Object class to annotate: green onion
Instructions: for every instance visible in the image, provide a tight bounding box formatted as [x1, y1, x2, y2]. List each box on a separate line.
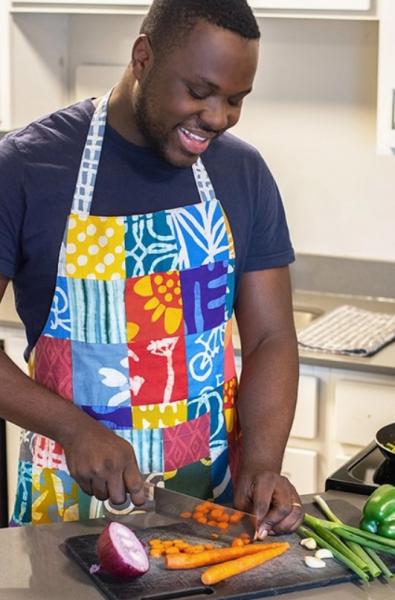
[297, 525, 369, 582]
[313, 495, 382, 578]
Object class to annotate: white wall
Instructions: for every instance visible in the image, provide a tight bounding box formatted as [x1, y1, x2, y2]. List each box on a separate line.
[234, 18, 395, 262]
[12, 15, 395, 262]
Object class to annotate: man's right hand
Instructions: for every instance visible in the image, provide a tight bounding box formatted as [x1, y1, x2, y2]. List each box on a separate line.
[60, 419, 145, 507]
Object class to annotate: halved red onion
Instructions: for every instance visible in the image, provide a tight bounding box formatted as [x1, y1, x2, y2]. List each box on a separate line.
[96, 522, 149, 579]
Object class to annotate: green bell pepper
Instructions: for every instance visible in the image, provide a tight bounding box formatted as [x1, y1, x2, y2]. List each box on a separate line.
[360, 484, 395, 539]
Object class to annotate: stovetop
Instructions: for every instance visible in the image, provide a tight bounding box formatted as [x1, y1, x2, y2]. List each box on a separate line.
[326, 440, 395, 495]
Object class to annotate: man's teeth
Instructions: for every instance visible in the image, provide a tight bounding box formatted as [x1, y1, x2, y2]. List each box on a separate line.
[180, 127, 206, 142]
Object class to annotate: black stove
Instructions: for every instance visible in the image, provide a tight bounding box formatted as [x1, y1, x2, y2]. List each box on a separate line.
[326, 441, 395, 495]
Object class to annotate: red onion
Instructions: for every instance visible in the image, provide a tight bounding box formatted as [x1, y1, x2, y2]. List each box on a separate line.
[96, 522, 150, 579]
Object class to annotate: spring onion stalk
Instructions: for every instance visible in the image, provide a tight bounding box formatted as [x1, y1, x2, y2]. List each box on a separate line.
[365, 547, 394, 580]
[313, 495, 381, 578]
[313, 524, 370, 574]
[304, 513, 395, 548]
[297, 525, 369, 583]
[332, 528, 395, 557]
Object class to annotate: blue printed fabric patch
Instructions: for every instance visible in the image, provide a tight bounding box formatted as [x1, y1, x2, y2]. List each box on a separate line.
[81, 405, 132, 430]
[130, 428, 164, 474]
[68, 278, 126, 344]
[170, 199, 229, 270]
[225, 259, 236, 322]
[10, 460, 32, 526]
[72, 341, 130, 408]
[125, 212, 179, 277]
[42, 276, 71, 340]
[211, 448, 233, 504]
[185, 324, 225, 399]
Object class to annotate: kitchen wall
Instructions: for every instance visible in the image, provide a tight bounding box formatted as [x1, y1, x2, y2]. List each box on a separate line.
[11, 14, 395, 263]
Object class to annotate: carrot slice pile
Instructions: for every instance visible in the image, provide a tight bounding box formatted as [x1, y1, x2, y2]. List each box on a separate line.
[201, 543, 290, 585]
[180, 502, 244, 532]
[148, 537, 215, 558]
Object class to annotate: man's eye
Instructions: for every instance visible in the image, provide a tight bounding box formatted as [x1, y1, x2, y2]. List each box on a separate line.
[188, 88, 207, 100]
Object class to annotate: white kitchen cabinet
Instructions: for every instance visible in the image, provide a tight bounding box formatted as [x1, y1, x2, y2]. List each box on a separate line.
[0, 0, 12, 130]
[282, 447, 318, 495]
[10, 0, 377, 18]
[377, 0, 395, 154]
[334, 378, 395, 447]
[290, 374, 318, 440]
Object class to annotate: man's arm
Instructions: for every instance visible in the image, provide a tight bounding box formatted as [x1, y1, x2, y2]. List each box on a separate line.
[233, 266, 303, 536]
[0, 275, 144, 506]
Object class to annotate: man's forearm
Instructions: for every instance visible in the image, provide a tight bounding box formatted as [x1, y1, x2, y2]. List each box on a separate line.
[236, 331, 299, 472]
[0, 349, 93, 444]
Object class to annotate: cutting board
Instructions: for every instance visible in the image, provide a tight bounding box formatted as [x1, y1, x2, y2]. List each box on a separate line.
[64, 499, 395, 600]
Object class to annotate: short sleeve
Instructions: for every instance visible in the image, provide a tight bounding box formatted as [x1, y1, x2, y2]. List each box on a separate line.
[244, 154, 295, 272]
[0, 136, 25, 279]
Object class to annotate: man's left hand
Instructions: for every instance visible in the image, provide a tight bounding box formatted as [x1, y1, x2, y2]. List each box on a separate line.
[233, 468, 304, 539]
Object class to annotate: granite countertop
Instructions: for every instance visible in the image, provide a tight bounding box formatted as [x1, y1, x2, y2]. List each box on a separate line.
[0, 491, 394, 599]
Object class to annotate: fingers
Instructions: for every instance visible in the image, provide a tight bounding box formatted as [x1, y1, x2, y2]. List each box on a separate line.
[123, 461, 145, 506]
[253, 474, 304, 538]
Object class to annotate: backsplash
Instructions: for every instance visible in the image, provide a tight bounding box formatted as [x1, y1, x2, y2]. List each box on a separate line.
[292, 254, 395, 299]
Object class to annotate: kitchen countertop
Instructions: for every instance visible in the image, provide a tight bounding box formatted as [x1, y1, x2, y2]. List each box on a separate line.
[0, 491, 394, 599]
[293, 290, 395, 376]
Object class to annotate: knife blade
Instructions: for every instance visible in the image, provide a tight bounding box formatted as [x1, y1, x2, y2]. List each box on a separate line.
[104, 483, 256, 539]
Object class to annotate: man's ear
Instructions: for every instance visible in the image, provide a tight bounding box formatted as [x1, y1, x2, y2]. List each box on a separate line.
[131, 34, 154, 81]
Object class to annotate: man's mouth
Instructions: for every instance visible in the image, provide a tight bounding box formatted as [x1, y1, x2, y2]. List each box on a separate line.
[177, 126, 213, 155]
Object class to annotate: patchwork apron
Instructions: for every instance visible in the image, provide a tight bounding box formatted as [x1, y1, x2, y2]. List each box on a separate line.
[11, 92, 240, 525]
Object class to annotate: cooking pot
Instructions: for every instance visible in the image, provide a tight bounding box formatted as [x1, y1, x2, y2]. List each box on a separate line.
[376, 422, 395, 462]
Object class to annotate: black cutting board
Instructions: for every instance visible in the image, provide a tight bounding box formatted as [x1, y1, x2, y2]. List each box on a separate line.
[64, 499, 395, 600]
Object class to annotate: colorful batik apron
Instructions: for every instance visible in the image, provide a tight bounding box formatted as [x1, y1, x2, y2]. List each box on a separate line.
[11, 92, 240, 525]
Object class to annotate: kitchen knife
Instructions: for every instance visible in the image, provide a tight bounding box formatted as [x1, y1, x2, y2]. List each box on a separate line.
[104, 482, 257, 539]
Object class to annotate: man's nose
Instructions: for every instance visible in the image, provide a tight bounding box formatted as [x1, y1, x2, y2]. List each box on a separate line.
[199, 98, 238, 133]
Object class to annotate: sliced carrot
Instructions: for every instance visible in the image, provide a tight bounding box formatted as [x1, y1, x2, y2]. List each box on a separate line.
[217, 522, 229, 530]
[231, 538, 244, 548]
[180, 511, 192, 519]
[201, 543, 290, 585]
[210, 508, 224, 520]
[165, 542, 286, 570]
[150, 549, 164, 558]
[229, 512, 243, 523]
[240, 533, 250, 540]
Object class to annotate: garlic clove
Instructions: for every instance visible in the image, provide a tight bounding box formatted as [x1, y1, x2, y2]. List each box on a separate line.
[304, 556, 326, 569]
[300, 537, 317, 550]
[315, 548, 333, 559]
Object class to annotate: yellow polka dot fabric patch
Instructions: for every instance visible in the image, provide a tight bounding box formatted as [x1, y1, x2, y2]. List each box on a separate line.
[65, 214, 126, 280]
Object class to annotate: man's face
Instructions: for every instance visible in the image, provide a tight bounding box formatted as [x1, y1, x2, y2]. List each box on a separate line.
[133, 20, 259, 167]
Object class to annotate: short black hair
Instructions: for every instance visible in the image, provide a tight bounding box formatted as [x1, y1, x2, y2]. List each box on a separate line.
[140, 0, 260, 56]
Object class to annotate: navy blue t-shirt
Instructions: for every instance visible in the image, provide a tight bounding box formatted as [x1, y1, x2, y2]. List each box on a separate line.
[0, 99, 294, 355]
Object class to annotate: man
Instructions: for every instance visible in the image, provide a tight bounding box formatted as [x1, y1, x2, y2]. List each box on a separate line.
[0, 0, 302, 537]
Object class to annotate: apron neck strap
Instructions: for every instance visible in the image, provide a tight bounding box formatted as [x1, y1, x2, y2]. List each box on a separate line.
[71, 91, 216, 215]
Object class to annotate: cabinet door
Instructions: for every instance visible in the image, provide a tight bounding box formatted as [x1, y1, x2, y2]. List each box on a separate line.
[282, 447, 318, 495]
[334, 378, 395, 446]
[290, 374, 318, 440]
[377, 0, 395, 154]
[249, 0, 371, 10]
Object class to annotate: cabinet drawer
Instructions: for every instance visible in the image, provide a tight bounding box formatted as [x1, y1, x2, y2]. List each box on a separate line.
[334, 379, 395, 446]
[290, 375, 318, 440]
[282, 447, 318, 495]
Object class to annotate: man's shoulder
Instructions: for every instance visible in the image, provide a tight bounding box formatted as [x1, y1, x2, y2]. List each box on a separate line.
[205, 131, 269, 173]
[1, 99, 94, 161]
[203, 131, 273, 188]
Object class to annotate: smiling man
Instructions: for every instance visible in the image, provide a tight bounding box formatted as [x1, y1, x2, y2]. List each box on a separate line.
[0, 0, 302, 537]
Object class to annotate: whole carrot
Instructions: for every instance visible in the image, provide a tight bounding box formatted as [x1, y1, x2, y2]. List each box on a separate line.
[165, 542, 286, 570]
[201, 543, 290, 585]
